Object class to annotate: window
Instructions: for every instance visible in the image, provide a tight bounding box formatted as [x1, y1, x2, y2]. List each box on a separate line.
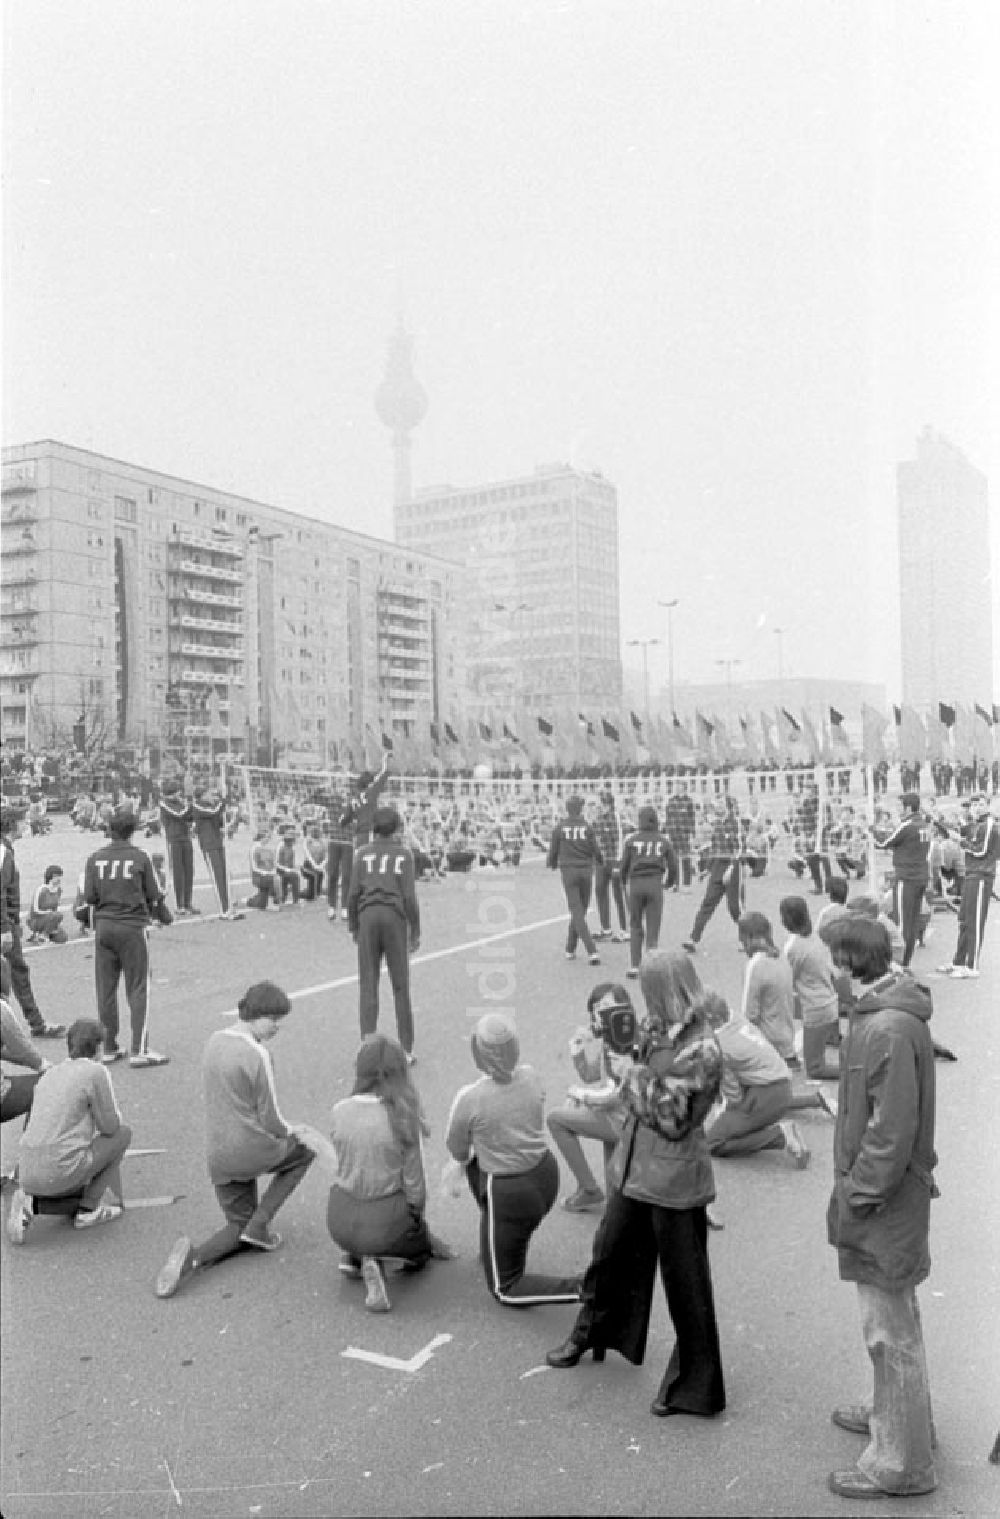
[114, 496, 137, 523]
[215, 506, 227, 523]
[87, 530, 105, 548]
[87, 501, 103, 520]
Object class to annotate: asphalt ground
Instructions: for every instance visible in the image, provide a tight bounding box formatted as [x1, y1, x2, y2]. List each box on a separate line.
[2, 818, 998, 1518]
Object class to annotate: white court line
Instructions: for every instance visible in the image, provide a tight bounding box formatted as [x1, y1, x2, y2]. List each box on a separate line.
[220, 913, 567, 1016]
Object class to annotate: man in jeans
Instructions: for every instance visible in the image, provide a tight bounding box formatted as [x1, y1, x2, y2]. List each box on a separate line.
[824, 916, 938, 1500]
[590, 793, 627, 941]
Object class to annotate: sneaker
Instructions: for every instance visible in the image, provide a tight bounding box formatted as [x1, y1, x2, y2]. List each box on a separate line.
[815, 1087, 839, 1119]
[74, 1200, 123, 1229]
[239, 1225, 282, 1252]
[156, 1236, 195, 1298]
[361, 1255, 391, 1313]
[404, 1050, 417, 1067]
[706, 1205, 725, 1231]
[102, 1047, 125, 1064]
[594, 929, 610, 940]
[564, 951, 576, 961]
[340, 909, 348, 921]
[613, 930, 629, 943]
[935, 963, 956, 976]
[588, 954, 601, 966]
[338, 1254, 363, 1279]
[328, 907, 337, 920]
[950, 966, 974, 979]
[780, 1121, 811, 1169]
[186, 906, 202, 916]
[129, 1051, 170, 1068]
[625, 967, 640, 980]
[7, 1186, 32, 1244]
[563, 1187, 604, 1213]
[34, 1022, 66, 1039]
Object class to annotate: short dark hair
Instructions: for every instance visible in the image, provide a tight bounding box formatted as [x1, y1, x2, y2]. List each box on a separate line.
[827, 877, 849, 905]
[779, 895, 812, 936]
[372, 806, 401, 837]
[900, 791, 920, 812]
[738, 911, 776, 952]
[824, 917, 891, 981]
[67, 1018, 105, 1059]
[44, 864, 63, 884]
[238, 981, 292, 1022]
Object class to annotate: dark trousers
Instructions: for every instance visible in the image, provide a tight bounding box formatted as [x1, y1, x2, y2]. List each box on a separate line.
[1, 1072, 42, 1124]
[201, 844, 229, 913]
[357, 904, 414, 1053]
[195, 1139, 314, 1269]
[301, 862, 324, 901]
[575, 1190, 726, 1414]
[326, 842, 354, 909]
[465, 1152, 580, 1306]
[807, 852, 833, 892]
[2, 926, 44, 1032]
[628, 878, 664, 969]
[690, 862, 743, 944]
[247, 871, 278, 910]
[954, 875, 993, 971]
[95, 919, 150, 1055]
[595, 864, 627, 933]
[890, 878, 928, 967]
[561, 867, 597, 956]
[167, 837, 194, 910]
[277, 869, 300, 905]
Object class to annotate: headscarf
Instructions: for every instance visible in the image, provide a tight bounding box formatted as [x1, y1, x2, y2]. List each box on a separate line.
[471, 1013, 519, 1084]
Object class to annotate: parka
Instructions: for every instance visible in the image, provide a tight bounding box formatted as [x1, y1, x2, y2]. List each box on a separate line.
[826, 968, 937, 1291]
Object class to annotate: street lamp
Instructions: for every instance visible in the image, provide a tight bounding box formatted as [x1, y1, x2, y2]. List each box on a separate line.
[658, 598, 679, 718]
[627, 638, 660, 715]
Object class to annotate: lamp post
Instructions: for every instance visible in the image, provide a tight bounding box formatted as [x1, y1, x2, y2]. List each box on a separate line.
[627, 638, 660, 716]
[658, 598, 679, 718]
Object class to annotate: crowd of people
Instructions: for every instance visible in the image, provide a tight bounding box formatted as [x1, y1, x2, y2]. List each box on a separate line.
[1, 762, 998, 1504]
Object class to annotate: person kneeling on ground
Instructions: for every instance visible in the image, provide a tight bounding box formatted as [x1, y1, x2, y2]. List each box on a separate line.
[444, 1012, 583, 1308]
[155, 981, 316, 1298]
[1, 958, 52, 1136]
[321, 1033, 454, 1313]
[546, 983, 636, 1213]
[702, 991, 816, 1168]
[8, 1018, 131, 1242]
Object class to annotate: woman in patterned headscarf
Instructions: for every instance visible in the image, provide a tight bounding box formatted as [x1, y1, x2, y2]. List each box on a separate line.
[545, 949, 727, 1420]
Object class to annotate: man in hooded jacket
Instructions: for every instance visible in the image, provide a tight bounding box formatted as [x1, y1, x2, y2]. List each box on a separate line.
[823, 916, 938, 1500]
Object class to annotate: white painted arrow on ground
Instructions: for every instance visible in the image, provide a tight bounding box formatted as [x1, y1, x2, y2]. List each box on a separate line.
[341, 1333, 452, 1374]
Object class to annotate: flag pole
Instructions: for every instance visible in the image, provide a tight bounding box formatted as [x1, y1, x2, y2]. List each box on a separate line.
[865, 762, 879, 885]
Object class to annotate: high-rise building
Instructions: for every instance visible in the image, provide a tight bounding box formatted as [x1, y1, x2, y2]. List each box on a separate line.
[0, 441, 465, 766]
[395, 463, 623, 715]
[897, 428, 994, 709]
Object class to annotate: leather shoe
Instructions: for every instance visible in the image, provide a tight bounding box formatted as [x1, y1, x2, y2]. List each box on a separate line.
[545, 1337, 606, 1369]
[827, 1469, 894, 1499]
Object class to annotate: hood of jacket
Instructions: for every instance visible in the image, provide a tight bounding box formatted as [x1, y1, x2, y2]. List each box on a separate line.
[854, 969, 932, 1024]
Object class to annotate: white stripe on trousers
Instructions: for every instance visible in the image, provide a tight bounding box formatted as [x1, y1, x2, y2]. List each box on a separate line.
[484, 1170, 581, 1307]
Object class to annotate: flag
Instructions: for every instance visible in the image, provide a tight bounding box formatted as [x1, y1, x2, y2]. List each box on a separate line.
[430, 720, 440, 746]
[952, 704, 977, 767]
[829, 705, 845, 729]
[578, 711, 595, 737]
[380, 728, 394, 752]
[694, 711, 716, 761]
[711, 713, 734, 763]
[672, 713, 694, 748]
[938, 702, 956, 728]
[861, 704, 889, 764]
[739, 714, 762, 764]
[444, 720, 459, 745]
[781, 707, 801, 734]
[601, 717, 620, 743]
[828, 706, 849, 757]
[537, 715, 553, 737]
[760, 710, 780, 763]
[629, 710, 642, 732]
[975, 703, 993, 726]
[972, 704, 995, 761]
[479, 720, 493, 743]
[994, 704, 1000, 726]
[799, 709, 822, 763]
[897, 705, 926, 764]
[775, 706, 802, 758]
[893, 704, 902, 725]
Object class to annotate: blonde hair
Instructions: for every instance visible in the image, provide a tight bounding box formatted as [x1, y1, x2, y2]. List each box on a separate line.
[640, 948, 704, 1028]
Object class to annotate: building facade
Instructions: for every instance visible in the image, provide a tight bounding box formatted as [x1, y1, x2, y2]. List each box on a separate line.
[395, 463, 622, 716]
[897, 429, 994, 710]
[0, 441, 465, 768]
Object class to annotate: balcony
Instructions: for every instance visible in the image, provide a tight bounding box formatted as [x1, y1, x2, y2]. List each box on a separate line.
[170, 528, 243, 560]
[174, 559, 243, 584]
[171, 587, 243, 609]
[3, 532, 38, 557]
[179, 641, 244, 661]
[172, 614, 243, 634]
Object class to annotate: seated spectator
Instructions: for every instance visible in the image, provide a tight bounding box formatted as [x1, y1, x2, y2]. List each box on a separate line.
[322, 1034, 454, 1312]
[546, 983, 636, 1213]
[8, 1018, 131, 1242]
[26, 865, 68, 944]
[702, 992, 814, 1167]
[247, 826, 279, 910]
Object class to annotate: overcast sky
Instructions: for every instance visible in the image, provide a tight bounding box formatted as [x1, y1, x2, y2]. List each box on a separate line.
[3, 0, 998, 699]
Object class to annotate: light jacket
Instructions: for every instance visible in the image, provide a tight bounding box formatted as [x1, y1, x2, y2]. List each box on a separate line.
[826, 968, 937, 1290]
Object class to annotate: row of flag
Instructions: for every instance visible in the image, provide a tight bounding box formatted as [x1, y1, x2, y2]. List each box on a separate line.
[332, 701, 1000, 772]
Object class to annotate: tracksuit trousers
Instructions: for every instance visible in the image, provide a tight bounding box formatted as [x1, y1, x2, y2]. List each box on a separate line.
[94, 919, 151, 1056]
[357, 904, 414, 1053]
[465, 1152, 581, 1306]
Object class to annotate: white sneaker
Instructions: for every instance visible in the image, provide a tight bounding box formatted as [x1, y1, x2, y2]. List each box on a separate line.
[7, 1186, 32, 1244]
[361, 1256, 391, 1313]
[780, 1121, 811, 1169]
[340, 909, 349, 921]
[951, 966, 978, 979]
[328, 908, 336, 920]
[935, 964, 956, 976]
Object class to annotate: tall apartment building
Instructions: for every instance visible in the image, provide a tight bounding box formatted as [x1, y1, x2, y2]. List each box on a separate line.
[395, 463, 622, 715]
[0, 441, 465, 766]
[897, 428, 994, 710]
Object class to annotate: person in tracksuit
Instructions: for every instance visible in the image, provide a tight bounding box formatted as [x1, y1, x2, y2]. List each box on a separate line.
[665, 785, 697, 889]
[84, 805, 173, 1068]
[547, 795, 604, 965]
[192, 785, 240, 919]
[619, 805, 678, 979]
[939, 793, 999, 978]
[873, 791, 929, 969]
[0, 807, 65, 1040]
[683, 796, 746, 953]
[159, 779, 197, 916]
[348, 806, 420, 1058]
